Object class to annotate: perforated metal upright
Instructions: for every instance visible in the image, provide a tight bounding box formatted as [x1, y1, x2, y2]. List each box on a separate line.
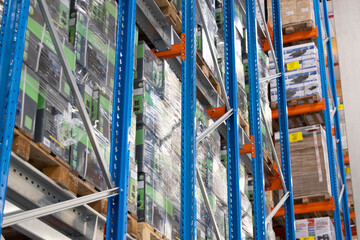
[180, 0, 197, 239]
[0, 0, 30, 234]
[223, 0, 242, 239]
[322, 1, 351, 239]
[271, 0, 296, 239]
[105, 0, 137, 239]
[312, 0, 348, 238]
[245, 0, 267, 238]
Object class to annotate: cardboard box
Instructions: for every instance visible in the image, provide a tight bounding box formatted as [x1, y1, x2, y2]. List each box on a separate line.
[295, 217, 335, 239]
[275, 126, 332, 198]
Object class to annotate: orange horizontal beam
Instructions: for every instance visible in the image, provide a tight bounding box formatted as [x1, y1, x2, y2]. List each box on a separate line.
[272, 100, 325, 119]
[152, 43, 182, 59]
[344, 155, 349, 164]
[350, 211, 355, 219]
[274, 198, 334, 217]
[206, 106, 226, 119]
[263, 27, 318, 51]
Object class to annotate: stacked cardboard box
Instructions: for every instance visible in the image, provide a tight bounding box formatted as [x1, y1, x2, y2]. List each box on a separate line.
[270, 42, 322, 102]
[268, 0, 315, 27]
[275, 125, 332, 198]
[295, 217, 336, 239]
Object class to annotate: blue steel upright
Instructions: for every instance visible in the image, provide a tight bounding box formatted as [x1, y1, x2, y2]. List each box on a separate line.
[0, 0, 30, 233]
[105, 0, 137, 239]
[313, 0, 343, 238]
[180, 0, 197, 239]
[245, 0, 267, 238]
[321, 1, 351, 238]
[223, 0, 242, 239]
[271, 0, 296, 239]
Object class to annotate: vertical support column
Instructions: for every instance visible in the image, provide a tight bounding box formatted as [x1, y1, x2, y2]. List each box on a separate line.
[223, 0, 242, 239]
[313, 0, 343, 238]
[0, 0, 30, 232]
[245, 0, 267, 238]
[180, 0, 197, 239]
[105, 0, 137, 239]
[321, 1, 351, 239]
[272, 0, 296, 239]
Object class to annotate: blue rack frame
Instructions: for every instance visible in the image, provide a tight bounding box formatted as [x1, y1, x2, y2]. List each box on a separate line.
[180, 0, 197, 239]
[0, 0, 30, 233]
[223, 0, 242, 239]
[271, 0, 296, 239]
[313, 0, 344, 238]
[320, 0, 352, 239]
[105, 0, 137, 239]
[245, 0, 267, 238]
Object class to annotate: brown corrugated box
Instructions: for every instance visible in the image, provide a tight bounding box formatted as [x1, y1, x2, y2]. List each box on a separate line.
[268, 0, 314, 27]
[275, 125, 331, 199]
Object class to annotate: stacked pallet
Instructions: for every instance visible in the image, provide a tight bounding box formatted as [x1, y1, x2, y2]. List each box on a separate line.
[268, 0, 316, 34]
[275, 125, 332, 200]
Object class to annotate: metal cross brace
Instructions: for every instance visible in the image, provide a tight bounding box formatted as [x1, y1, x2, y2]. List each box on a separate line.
[3, 188, 118, 228]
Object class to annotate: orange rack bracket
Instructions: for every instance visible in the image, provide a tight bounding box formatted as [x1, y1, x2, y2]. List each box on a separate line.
[272, 100, 326, 119]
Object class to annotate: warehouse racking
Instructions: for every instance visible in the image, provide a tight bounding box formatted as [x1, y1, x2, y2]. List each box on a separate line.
[0, 0, 353, 240]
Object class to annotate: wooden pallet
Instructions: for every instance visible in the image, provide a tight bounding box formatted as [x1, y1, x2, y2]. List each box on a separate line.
[238, 111, 250, 137]
[294, 193, 332, 204]
[137, 222, 168, 240]
[127, 212, 138, 238]
[12, 128, 108, 215]
[263, 148, 274, 170]
[196, 52, 223, 98]
[154, 0, 182, 35]
[283, 20, 316, 35]
[271, 94, 321, 110]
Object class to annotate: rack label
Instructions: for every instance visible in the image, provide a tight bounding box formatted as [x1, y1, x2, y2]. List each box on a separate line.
[286, 61, 300, 71]
[300, 237, 315, 240]
[345, 167, 351, 175]
[289, 132, 303, 142]
[339, 104, 344, 110]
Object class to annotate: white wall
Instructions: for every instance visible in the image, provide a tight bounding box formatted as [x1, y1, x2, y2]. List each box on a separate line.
[332, 0, 360, 237]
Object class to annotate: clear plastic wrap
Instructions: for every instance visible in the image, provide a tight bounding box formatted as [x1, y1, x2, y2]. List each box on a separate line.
[16, 65, 41, 138]
[34, 79, 73, 163]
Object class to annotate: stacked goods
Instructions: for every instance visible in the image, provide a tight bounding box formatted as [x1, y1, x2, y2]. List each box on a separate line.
[267, 0, 315, 30]
[295, 217, 335, 239]
[196, 0, 218, 75]
[16, 0, 138, 213]
[275, 125, 331, 199]
[16, 0, 74, 154]
[270, 42, 322, 103]
[134, 41, 230, 239]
